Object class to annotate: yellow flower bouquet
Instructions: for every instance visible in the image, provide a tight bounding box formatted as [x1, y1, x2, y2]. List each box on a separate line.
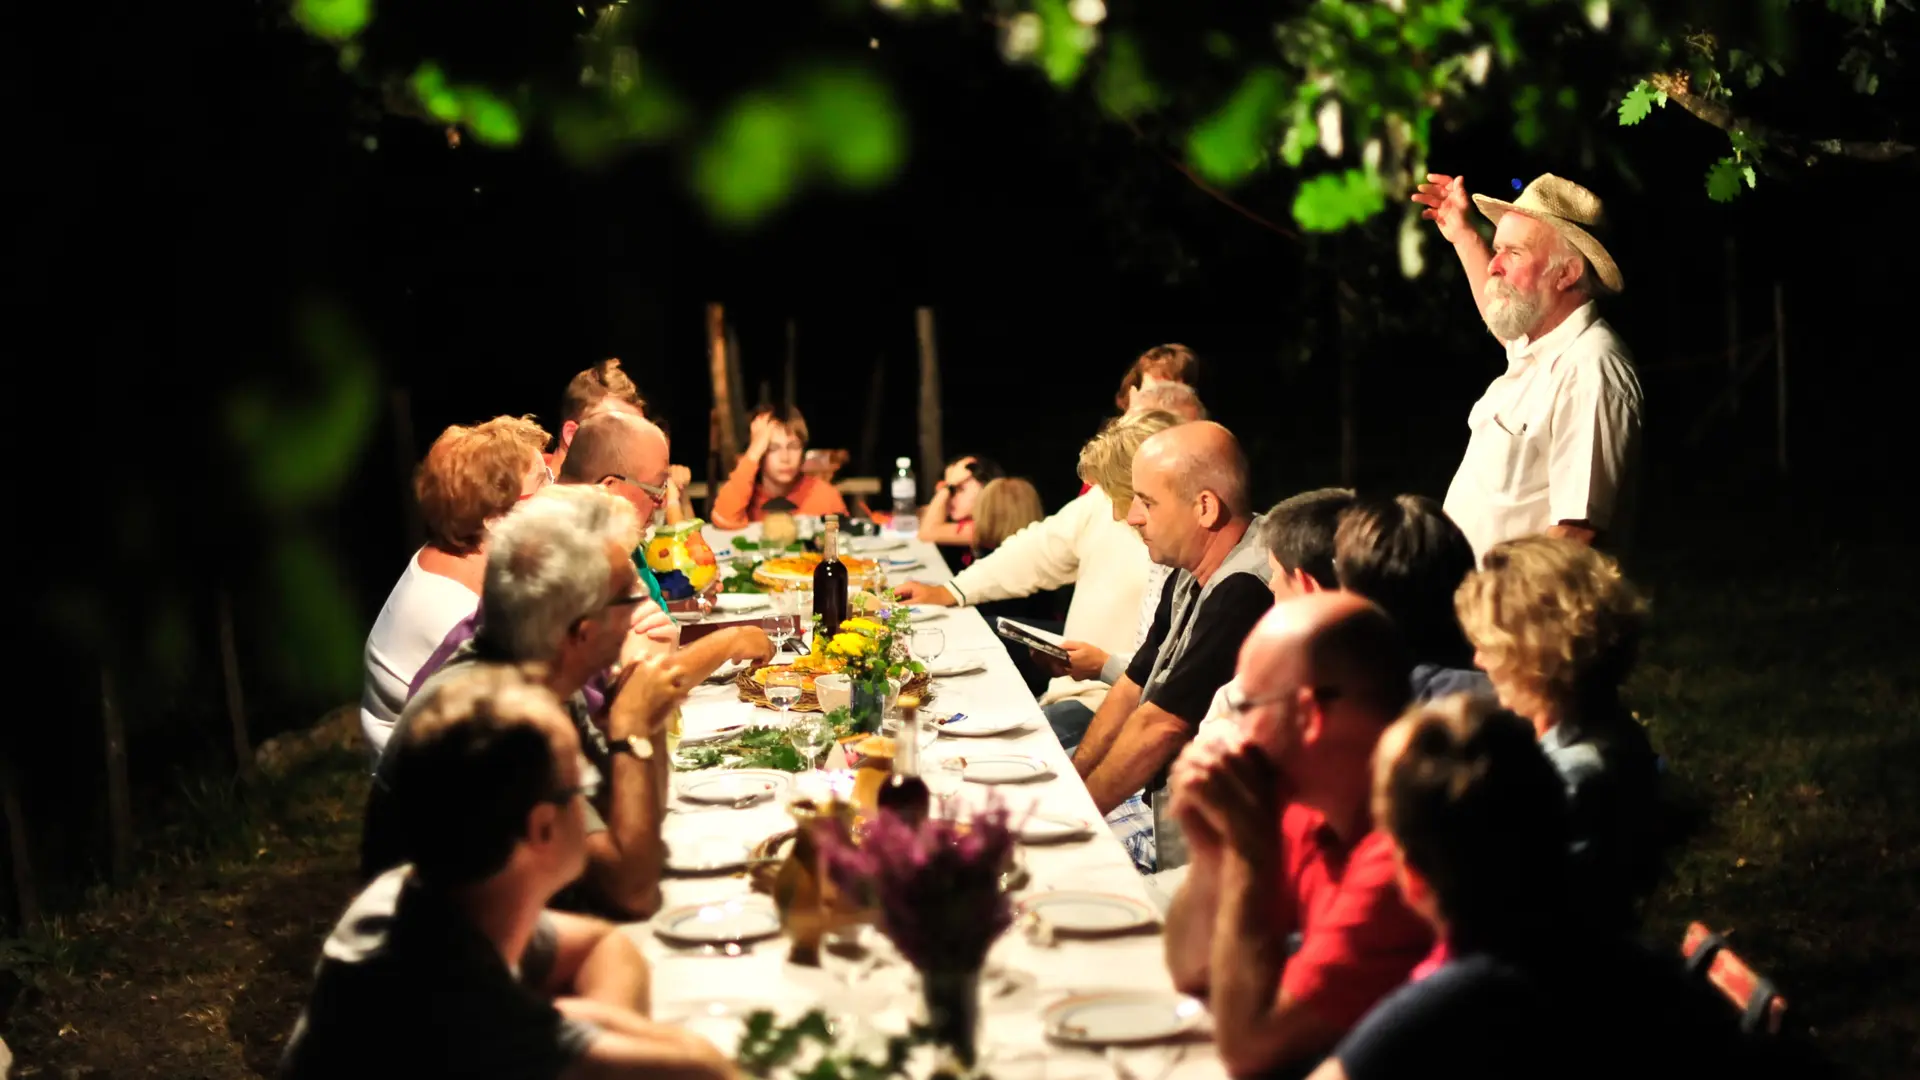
[815, 604, 923, 733]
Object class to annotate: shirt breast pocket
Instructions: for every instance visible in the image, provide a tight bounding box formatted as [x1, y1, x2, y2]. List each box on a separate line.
[1465, 410, 1550, 500]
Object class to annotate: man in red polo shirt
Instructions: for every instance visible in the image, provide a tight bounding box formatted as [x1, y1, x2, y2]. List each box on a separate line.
[1163, 593, 1433, 1077]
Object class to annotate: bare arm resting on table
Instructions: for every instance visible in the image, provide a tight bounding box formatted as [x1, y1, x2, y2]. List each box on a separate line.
[1209, 855, 1343, 1076]
[556, 998, 739, 1080]
[1082, 702, 1193, 816]
[1070, 675, 1142, 780]
[541, 911, 652, 1015]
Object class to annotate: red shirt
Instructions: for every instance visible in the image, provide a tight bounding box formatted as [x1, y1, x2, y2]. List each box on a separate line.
[1275, 804, 1435, 1033]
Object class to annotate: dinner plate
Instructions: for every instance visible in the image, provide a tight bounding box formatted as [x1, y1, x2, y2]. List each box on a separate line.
[665, 836, 753, 874]
[908, 607, 950, 624]
[653, 897, 783, 946]
[938, 715, 1029, 739]
[1042, 991, 1206, 1046]
[927, 657, 987, 678]
[1016, 812, 1095, 845]
[676, 769, 790, 805]
[844, 537, 907, 555]
[713, 593, 770, 613]
[1019, 891, 1158, 936]
[959, 753, 1053, 784]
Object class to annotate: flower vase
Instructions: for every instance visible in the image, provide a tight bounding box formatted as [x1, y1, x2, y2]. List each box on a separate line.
[848, 675, 897, 735]
[920, 967, 982, 1068]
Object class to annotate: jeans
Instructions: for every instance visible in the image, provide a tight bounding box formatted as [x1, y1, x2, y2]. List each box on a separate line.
[1043, 699, 1095, 755]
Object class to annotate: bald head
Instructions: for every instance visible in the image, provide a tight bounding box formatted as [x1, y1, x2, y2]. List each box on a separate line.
[558, 410, 668, 486]
[1137, 421, 1249, 517]
[1236, 588, 1420, 749]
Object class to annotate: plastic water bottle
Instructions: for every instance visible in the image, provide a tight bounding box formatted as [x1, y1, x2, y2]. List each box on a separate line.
[891, 456, 918, 536]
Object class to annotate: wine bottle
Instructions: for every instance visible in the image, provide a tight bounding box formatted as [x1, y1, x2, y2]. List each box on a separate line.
[877, 697, 930, 827]
[813, 514, 850, 637]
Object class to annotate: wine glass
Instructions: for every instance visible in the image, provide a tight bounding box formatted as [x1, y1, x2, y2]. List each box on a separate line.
[765, 670, 805, 722]
[924, 755, 966, 818]
[911, 627, 946, 672]
[761, 612, 794, 659]
[787, 714, 832, 773]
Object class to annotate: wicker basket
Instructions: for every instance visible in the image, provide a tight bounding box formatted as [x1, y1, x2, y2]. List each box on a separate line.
[735, 669, 934, 713]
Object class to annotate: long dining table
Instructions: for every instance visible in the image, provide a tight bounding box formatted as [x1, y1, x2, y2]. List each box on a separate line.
[626, 527, 1225, 1079]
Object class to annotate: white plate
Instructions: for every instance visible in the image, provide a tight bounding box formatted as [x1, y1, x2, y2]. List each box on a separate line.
[844, 537, 907, 555]
[653, 897, 783, 946]
[666, 836, 753, 873]
[959, 754, 1053, 783]
[1017, 812, 1095, 844]
[1043, 991, 1206, 1046]
[676, 770, 790, 805]
[938, 715, 1029, 739]
[927, 658, 986, 678]
[1019, 891, 1158, 936]
[908, 607, 949, 624]
[713, 593, 770, 613]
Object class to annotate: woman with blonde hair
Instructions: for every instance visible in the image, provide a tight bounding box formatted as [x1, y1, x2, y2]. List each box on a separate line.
[969, 478, 1045, 557]
[361, 415, 552, 758]
[1454, 535, 1663, 928]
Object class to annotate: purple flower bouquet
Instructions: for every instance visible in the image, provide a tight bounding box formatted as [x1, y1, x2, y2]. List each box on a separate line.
[817, 803, 1016, 973]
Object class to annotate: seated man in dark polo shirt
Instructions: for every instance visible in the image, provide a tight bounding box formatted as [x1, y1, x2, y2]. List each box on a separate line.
[1163, 594, 1433, 1078]
[1071, 422, 1273, 820]
[1312, 695, 1766, 1080]
[282, 664, 734, 1080]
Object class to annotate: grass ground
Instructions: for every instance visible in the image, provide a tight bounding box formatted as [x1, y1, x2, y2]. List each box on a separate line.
[2, 550, 1915, 1077]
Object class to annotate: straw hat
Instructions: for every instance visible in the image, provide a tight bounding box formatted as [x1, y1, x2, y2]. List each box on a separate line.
[1472, 174, 1624, 295]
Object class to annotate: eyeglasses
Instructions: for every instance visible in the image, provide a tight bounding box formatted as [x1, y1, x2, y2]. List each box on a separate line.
[1221, 682, 1342, 718]
[602, 473, 669, 502]
[547, 757, 603, 806]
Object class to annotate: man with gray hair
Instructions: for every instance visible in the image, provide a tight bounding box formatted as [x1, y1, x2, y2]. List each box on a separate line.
[1413, 172, 1643, 561]
[1071, 422, 1273, 847]
[1128, 382, 1207, 422]
[363, 486, 705, 918]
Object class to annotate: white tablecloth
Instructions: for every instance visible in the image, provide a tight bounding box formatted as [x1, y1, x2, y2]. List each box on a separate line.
[629, 528, 1223, 1078]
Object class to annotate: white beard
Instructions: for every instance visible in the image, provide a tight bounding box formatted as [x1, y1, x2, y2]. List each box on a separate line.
[1483, 280, 1544, 341]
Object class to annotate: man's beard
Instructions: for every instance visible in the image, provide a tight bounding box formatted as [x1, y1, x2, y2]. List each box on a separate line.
[1483, 278, 1544, 341]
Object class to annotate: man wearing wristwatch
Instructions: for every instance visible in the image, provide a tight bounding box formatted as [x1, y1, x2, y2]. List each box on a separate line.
[365, 485, 768, 920]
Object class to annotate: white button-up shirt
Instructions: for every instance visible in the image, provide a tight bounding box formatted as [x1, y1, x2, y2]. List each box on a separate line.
[1443, 302, 1643, 562]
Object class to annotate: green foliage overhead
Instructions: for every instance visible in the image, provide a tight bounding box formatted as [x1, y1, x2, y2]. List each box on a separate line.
[295, 0, 1912, 234]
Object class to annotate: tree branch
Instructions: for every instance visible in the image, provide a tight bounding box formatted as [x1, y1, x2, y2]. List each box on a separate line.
[1647, 72, 1915, 164]
[1119, 116, 1301, 242]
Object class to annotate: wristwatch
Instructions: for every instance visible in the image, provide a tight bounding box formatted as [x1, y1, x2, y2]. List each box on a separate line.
[608, 733, 654, 761]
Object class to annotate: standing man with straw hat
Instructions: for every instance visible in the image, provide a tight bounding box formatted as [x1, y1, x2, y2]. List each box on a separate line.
[1412, 173, 1643, 562]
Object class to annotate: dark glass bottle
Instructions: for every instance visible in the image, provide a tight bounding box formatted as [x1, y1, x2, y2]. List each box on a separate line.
[813, 514, 849, 637]
[877, 698, 930, 827]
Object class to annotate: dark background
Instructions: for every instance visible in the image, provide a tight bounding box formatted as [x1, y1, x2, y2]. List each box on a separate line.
[12, 1, 1915, 913]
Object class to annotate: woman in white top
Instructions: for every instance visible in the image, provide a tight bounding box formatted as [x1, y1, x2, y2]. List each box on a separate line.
[360, 415, 551, 758]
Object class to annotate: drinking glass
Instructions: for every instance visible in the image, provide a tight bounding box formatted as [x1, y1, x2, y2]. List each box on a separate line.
[787, 714, 832, 772]
[766, 670, 805, 723]
[761, 613, 794, 659]
[924, 755, 966, 818]
[911, 627, 946, 670]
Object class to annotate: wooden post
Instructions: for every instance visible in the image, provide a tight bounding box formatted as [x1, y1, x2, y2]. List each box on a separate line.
[1336, 279, 1360, 486]
[725, 321, 749, 448]
[1, 761, 39, 930]
[101, 667, 132, 885]
[219, 590, 258, 784]
[784, 319, 798, 415]
[1774, 281, 1788, 478]
[1725, 237, 1740, 418]
[914, 307, 945, 494]
[707, 303, 739, 463]
[391, 387, 424, 550]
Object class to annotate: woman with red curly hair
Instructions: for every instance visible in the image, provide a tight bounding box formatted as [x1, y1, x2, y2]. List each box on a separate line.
[360, 415, 551, 758]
